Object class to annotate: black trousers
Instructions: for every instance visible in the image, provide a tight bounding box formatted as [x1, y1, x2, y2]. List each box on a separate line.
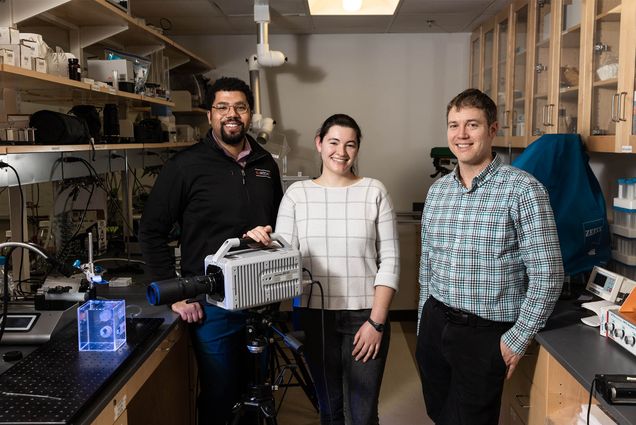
[415, 297, 513, 425]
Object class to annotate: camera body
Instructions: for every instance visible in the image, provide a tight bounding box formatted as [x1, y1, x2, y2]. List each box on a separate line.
[146, 234, 303, 310]
[204, 234, 302, 310]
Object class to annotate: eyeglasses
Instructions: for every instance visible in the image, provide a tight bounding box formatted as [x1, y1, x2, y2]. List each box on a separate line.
[210, 103, 250, 115]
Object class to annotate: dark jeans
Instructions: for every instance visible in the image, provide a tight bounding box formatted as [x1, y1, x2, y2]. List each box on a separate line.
[299, 308, 390, 425]
[415, 297, 512, 425]
[192, 304, 248, 425]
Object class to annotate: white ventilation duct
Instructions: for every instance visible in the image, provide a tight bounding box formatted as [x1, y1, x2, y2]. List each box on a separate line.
[254, 0, 287, 67]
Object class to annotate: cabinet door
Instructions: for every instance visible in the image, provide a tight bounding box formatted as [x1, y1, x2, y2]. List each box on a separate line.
[471, 29, 482, 89]
[584, 0, 636, 152]
[495, 8, 511, 139]
[555, 0, 583, 134]
[484, 22, 496, 100]
[589, 0, 622, 139]
[530, 0, 554, 137]
[618, 0, 636, 152]
[511, 2, 530, 143]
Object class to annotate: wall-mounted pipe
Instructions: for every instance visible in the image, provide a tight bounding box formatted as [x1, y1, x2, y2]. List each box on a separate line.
[254, 0, 287, 67]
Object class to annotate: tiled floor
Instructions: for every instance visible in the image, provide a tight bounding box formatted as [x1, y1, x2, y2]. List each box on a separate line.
[275, 321, 433, 425]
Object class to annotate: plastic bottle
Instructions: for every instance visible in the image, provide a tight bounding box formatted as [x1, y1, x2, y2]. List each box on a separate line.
[68, 58, 76, 80]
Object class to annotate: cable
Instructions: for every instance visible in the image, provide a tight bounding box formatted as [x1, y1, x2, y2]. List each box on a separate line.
[0, 161, 26, 291]
[0, 247, 17, 344]
[313, 279, 334, 425]
[587, 377, 597, 425]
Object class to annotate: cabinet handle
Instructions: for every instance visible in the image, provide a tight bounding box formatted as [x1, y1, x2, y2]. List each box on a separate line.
[619, 92, 628, 122]
[594, 43, 609, 53]
[611, 93, 619, 122]
[502, 110, 510, 129]
[547, 104, 555, 126]
[542, 105, 548, 126]
[515, 394, 531, 409]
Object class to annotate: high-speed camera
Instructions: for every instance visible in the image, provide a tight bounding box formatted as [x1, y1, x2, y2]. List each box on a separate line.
[146, 234, 303, 310]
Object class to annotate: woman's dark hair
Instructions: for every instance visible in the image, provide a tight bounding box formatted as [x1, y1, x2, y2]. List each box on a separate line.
[205, 77, 254, 110]
[317, 114, 362, 145]
[446, 88, 497, 126]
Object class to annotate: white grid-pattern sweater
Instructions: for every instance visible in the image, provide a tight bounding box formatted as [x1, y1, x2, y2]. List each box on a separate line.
[276, 177, 400, 310]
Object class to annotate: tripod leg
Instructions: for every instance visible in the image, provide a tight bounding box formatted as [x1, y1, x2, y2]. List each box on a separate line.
[264, 415, 278, 425]
[230, 402, 245, 425]
[272, 328, 318, 411]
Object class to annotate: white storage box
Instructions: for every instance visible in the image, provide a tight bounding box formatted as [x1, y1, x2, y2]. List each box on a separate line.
[0, 27, 19, 45]
[0, 45, 16, 66]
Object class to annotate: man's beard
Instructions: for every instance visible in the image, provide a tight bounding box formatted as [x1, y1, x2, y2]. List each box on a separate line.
[221, 120, 246, 145]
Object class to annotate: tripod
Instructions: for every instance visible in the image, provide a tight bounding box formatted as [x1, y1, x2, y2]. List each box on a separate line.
[230, 310, 317, 425]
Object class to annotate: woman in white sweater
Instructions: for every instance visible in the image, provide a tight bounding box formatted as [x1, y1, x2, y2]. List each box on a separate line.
[248, 114, 400, 425]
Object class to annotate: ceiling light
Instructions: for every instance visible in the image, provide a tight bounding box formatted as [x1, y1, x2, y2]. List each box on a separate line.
[342, 0, 362, 11]
[308, 0, 399, 15]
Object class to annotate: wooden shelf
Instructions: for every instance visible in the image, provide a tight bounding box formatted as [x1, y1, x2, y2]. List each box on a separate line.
[2, 140, 196, 154]
[592, 78, 619, 88]
[173, 108, 208, 116]
[596, 5, 622, 22]
[16, 0, 213, 73]
[0, 64, 174, 106]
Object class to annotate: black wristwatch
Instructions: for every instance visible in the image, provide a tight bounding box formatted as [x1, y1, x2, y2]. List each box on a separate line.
[367, 318, 385, 332]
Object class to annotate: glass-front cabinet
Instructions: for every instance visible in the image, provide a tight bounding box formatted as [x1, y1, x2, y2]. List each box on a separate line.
[585, 0, 636, 152]
[467, 0, 635, 153]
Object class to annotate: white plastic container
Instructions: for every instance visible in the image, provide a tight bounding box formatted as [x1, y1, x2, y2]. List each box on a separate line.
[614, 208, 636, 230]
[612, 234, 636, 266]
[618, 177, 636, 200]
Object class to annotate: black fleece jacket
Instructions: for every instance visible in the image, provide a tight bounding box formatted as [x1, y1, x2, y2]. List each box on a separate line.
[139, 130, 283, 281]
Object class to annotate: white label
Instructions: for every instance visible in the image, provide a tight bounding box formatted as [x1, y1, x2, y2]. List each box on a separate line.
[621, 145, 633, 153]
[114, 394, 127, 418]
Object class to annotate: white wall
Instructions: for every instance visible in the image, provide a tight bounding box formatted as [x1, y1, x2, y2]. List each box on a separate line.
[176, 33, 471, 212]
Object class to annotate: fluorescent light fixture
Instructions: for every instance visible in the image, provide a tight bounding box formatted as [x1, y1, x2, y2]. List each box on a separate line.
[342, 0, 363, 11]
[308, 0, 399, 15]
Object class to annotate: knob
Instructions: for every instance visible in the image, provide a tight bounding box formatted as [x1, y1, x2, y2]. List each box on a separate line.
[613, 329, 625, 338]
[624, 336, 636, 346]
[607, 323, 615, 332]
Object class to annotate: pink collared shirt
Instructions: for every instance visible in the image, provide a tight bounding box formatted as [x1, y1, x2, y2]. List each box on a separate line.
[212, 132, 252, 167]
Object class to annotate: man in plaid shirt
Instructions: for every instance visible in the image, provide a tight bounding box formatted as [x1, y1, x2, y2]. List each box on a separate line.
[416, 89, 563, 425]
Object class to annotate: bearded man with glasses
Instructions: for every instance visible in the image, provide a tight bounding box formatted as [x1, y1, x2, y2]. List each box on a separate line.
[140, 77, 283, 425]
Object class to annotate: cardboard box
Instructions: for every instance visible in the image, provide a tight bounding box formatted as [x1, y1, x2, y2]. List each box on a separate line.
[0, 46, 16, 66]
[19, 40, 36, 70]
[0, 27, 19, 45]
[87, 59, 134, 84]
[172, 90, 193, 111]
[32, 57, 47, 73]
